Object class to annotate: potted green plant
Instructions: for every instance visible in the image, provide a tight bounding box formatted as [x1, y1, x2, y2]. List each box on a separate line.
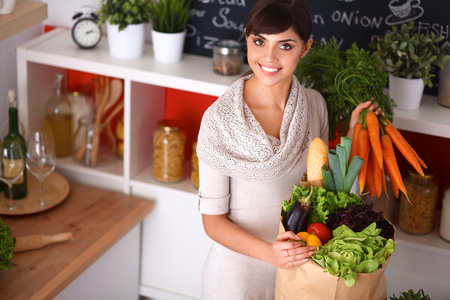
[370, 21, 450, 110]
[148, 0, 192, 63]
[0, 218, 16, 271]
[97, 0, 152, 59]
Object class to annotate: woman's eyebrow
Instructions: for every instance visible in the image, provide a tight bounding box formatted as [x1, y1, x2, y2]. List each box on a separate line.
[278, 38, 298, 43]
[255, 34, 298, 44]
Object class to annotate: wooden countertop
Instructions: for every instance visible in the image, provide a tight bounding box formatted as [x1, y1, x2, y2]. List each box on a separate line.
[0, 182, 153, 300]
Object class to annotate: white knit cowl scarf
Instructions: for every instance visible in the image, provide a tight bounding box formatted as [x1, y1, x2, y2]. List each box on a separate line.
[196, 74, 310, 182]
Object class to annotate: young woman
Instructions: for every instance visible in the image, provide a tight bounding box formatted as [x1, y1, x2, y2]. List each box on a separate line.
[196, 0, 377, 298]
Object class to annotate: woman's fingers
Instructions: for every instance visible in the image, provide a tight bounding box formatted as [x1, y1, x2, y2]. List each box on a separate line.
[347, 100, 385, 138]
[272, 231, 316, 268]
[280, 241, 316, 268]
[276, 230, 300, 242]
[282, 245, 316, 268]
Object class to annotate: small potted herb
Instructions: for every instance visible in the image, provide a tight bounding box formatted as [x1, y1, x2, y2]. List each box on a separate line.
[0, 218, 16, 271]
[149, 0, 192, 63]
[370, 21, 450, 110]
[389, 289, 430, 300]
[97, 0, 152, 59]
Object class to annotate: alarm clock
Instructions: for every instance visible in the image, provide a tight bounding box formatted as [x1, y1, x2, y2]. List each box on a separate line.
[71, 8, 102, 49]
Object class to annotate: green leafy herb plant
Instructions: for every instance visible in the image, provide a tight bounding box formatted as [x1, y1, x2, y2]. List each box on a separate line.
[389, 289, 430, 300]
[370, 21, 450, 88]
[296, 37, 395, 141]
[97, 0, 152, 31]
[0, 218, 16, 271]
[149, 0, 192, 33]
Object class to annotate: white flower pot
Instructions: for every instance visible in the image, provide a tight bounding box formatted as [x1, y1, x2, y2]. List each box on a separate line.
[107, 22, 145, 59]
[151, 29, 186, 64]
[0, 0, 16, 14]
[389, 74, 425, 110]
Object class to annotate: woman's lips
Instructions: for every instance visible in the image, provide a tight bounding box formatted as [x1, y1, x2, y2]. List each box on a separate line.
[260, 64, 280, 74]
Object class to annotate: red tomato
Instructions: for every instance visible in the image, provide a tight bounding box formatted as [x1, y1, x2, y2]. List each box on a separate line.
[306, 223, 332, 244]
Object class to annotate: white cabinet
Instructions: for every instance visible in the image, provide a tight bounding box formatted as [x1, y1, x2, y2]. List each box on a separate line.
[55, 225, 141, 300]
[16, 28, 450, 299]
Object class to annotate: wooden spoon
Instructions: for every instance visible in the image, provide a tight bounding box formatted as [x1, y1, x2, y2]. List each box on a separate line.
[14, 232, 74, 253]
[74, 76, 110, 165]
[104, 100, 124, 124]
[90, 77, 111, 165]
[101, 79, 123, 121]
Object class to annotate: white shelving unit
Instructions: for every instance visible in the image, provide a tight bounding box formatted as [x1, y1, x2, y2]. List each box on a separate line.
[16, 28, 245, 195]
[393, 94, 450, 138]
[16, 28, 450, 299]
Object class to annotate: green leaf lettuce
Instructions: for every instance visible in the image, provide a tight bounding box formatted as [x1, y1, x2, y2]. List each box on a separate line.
[307, 185, 363, 224]
[312, 223, 396, 287]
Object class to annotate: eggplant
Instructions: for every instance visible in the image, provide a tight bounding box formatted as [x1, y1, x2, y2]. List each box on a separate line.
[283, 201, 310, 233]
[282, 186, 313, 233]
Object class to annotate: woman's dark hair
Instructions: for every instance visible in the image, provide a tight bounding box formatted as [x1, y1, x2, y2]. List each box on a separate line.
[245, 0, 312, 41]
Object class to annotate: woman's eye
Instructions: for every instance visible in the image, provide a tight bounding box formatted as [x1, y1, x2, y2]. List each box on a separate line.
[280, 43, 292, 50]
[253, 39, 264, 46]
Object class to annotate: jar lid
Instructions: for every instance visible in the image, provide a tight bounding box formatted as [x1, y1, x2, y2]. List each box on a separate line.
[408, 168, 435, 179]
[214, 40, 243, 55]
[157, 119, 182, 132]
[66, 90, 84, 97]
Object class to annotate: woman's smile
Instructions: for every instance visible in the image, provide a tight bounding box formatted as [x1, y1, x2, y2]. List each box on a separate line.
[260, 64, 282, 74]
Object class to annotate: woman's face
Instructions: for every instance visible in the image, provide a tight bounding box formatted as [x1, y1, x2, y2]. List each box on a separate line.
[246, 27, 312, 88]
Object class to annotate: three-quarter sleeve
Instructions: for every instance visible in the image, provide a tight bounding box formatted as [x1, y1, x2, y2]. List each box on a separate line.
[198, 158, 230, 215]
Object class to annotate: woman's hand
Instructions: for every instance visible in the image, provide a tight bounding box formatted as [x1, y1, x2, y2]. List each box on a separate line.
[346, 100, 383, 138]
[203, 214, 315, 269]
[269, 231, 316, 269]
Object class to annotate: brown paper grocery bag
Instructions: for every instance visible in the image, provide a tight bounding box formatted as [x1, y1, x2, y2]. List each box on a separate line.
[275, 221, 389, 300]
[275, 257, 388, 300]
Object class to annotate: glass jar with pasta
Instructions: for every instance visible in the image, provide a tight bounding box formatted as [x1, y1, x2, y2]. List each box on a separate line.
[191, 142, 199, 189]
[152, 120, 185, 183]
[398, 169, 438, 235]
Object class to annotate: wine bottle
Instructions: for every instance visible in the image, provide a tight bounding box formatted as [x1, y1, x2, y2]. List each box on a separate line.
[3, 89, 27, 199]
[45, 73, 72, 157]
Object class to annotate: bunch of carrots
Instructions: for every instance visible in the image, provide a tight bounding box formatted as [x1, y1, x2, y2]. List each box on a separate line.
[348, 109, 427, 201]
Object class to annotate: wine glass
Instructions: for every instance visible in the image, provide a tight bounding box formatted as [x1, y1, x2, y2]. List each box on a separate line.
[26, 129, 56, 208]
[0, 141, 25, 212]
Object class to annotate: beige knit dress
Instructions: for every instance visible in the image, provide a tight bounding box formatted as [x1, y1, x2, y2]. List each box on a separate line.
[197, 75, 328, 299]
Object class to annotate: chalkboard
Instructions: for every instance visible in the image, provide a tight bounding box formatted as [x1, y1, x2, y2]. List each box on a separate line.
[184, 0, 450, 93]
[185, 0, 450, 55]
[185, 0, 257, 57]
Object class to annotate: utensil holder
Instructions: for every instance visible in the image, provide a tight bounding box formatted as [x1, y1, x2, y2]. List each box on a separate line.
[73, 116, 115, 166]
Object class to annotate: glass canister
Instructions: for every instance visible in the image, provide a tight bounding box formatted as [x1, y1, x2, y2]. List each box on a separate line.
[439, 185, 450, 242]
[72, 116, 116, 166]
[398, 169, 438, 234]
[213, 40, 243, 75]
[191, 142, 199, 189]
[66, 91, 87, 135]
[152, 120, 185, 183]
[438, 44, 450, 108]
[45, 73, 73, 157]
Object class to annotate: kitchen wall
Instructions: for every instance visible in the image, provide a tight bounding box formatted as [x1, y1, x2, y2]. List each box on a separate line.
[0, 25, 41, 134]
[0, 0, 99, 132]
